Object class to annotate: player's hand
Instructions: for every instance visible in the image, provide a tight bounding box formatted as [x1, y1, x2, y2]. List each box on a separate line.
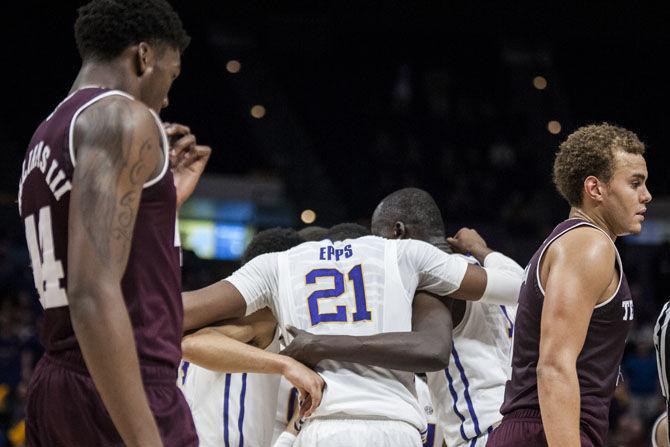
[447, 227, 493, 263]
[280, 326, 322, 368]
[280, 356, 325, 418]
[285, 391, 304, 435]
[164, 122, 211, 208]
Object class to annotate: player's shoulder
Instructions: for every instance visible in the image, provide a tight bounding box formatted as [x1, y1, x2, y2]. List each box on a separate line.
[551, 224, 615, 263]
[74, 93, 156, 140]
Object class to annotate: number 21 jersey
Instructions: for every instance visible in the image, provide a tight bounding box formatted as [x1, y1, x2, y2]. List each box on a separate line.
[226, 235, 469, 433]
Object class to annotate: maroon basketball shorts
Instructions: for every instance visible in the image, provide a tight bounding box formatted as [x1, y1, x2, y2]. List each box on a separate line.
[486, 410, 595, 447]
[26, 354, 197, 447]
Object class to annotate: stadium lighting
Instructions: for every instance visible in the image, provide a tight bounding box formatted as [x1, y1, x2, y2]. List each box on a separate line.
[301, 209, 316, 224]
[226, 60, 241, 73]
[250, 105, 266, 119]
[533, 76, 547, 90]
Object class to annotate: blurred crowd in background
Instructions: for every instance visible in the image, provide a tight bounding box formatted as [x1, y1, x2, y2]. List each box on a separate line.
[3, 2, 670, 446]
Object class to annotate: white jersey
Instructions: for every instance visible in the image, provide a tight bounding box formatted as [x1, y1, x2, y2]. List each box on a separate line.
[272, 377, 299, 444]
[416, 376, 443, 447]
[426, 299, 516, 447]
[179, 331, 282, 447]
[227, 235, 469, 433]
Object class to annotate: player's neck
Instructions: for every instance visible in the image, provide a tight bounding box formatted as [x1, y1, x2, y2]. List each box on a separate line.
[568, 207, 616, 241]
[70, 62, 135, 97]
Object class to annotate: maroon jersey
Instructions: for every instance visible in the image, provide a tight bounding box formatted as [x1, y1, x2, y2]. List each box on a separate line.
[18, 87, 183, 377]
[499, 218, 634, 446]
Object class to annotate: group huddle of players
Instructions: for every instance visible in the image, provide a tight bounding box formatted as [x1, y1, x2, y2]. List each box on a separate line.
[18, 0, 667, 446]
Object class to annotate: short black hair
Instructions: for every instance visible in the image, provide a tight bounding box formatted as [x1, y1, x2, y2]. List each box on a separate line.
[75, 0, 191, 61]
[241, 228, 304, 265]
[297, 226, 328, 242]
[371, 187, 445, 237]
[326, 223, 371, 241]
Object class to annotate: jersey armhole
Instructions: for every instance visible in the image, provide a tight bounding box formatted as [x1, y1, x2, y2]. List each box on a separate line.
[535, 222, 622, 308]
[68, 90, 169, 189]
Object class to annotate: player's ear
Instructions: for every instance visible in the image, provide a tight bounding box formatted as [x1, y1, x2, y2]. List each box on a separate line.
[393, 221, 406, 239]
[584, 175, 605, 203]
[135, 42, 154, 76]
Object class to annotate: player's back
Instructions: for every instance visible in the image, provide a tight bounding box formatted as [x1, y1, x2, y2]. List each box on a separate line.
[275, 236, 425, 431]
[18, 87, 183, 376]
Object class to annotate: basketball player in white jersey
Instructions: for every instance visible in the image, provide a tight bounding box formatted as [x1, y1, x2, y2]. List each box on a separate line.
[183, 223, 455, 446]
[183, 225, 521, 446]
[374, 188, 519, 447]
[281, 188, 521, 446]
[179, 228, 324, 447]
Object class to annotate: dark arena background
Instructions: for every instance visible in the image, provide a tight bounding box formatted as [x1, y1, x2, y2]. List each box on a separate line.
[1, 2, 669, 445]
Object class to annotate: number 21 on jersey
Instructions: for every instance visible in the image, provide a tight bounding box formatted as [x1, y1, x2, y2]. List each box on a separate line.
[306, 264, 372, 326]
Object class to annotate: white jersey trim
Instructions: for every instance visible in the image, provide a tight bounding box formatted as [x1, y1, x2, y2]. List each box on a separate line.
[68, 90, 169, 189]
[535, 221, 623, 309]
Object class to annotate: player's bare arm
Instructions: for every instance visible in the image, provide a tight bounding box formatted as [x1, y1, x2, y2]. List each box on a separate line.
[446, 228, 524, 303]
[182, 279, 248, 332]
[536, 227, 617, 446]
[68, 96, 164, 447]
[164, 122, 211, 207]
[280, 292, 452, 371]
[182, 310, 324, 417]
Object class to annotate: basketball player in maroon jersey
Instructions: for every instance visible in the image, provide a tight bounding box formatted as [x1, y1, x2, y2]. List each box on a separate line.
[487, 124, 651, 446]
[18, 1, 209, 446]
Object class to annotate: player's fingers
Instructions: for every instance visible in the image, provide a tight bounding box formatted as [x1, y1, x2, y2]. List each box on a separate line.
[308, 382, 322, 414]
[299, 394, 313, 417]
[193, 145, 212, 157]
[171, 134, 197, 155]
[164, 123, 191, 137]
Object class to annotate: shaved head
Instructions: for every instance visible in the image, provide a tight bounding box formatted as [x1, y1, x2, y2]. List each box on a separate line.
[371, 188, 446, 241]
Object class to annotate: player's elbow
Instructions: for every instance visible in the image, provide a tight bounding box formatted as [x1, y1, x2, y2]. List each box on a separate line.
[537, 358, 575, 386]
[181, 334, 197, 361]
[421, 340, 451, 371]
[68, 281, 116, 322]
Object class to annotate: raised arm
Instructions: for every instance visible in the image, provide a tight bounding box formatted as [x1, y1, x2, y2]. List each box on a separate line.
[425, 228, 524, 305]
[67, 97, 164, 447]
[280, 291, 453, 372]
[536, 227, 615, 446]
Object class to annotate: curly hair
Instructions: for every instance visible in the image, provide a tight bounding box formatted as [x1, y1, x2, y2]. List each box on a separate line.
[74, 0, 190, 61]
[552, 123, 645, 207]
